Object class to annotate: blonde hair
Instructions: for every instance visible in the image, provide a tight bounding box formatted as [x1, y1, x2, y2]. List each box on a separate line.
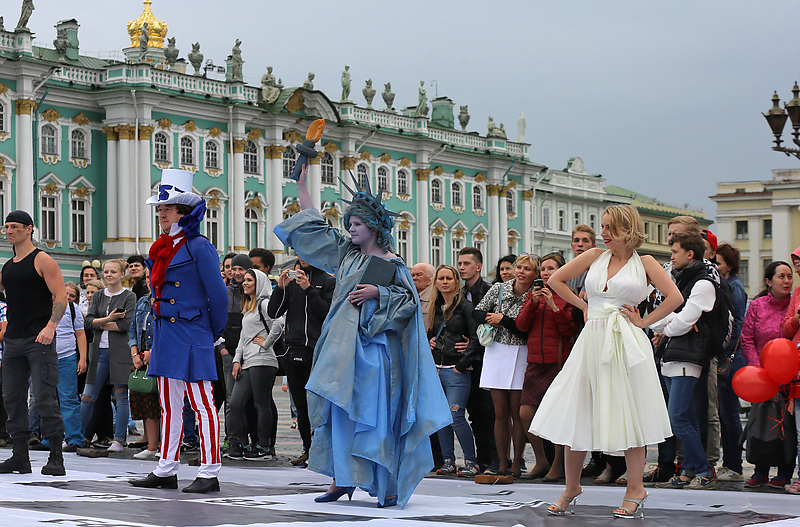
[240, 269, 259, 314]
[64, 281, 80, 301]
[514, 254, 540, 276]
[667, 215, 701, 236]
[85, 279, 104, 291]
[103, 258, 128, 274]
[603, 205, 646, 249]
[426, 265, 465, 331]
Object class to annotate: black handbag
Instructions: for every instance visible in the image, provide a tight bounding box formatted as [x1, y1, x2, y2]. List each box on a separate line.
[743, 391, 797, 467]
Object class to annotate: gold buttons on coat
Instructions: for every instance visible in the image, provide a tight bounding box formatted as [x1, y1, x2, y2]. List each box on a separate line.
[170, 317, 176, 323]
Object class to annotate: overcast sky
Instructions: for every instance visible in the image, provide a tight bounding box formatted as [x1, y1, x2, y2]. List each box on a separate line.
[13, 0, 800, 224]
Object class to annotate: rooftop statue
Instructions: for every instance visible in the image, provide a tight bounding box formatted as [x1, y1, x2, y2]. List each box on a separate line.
[188, 42, 203, 76]
[517, 112, 526, 142]
[139, 22, 149, 59]
[16, 0, 34, 31]
[303, 72, 315, 90]
[260, 66, 281, 105]
[53, 27, 68, 62]
[414, 80, 428, 118]
[164, 37, 179, 68]
[382, 82, 395, 112]
[487, 116, 507, 139]
[363, 79, 376, 109]
[229, 39, 243, 82]
[341, 65, 351, 102]
[0, 16, 5, 32]
[458, 105, 470, 132]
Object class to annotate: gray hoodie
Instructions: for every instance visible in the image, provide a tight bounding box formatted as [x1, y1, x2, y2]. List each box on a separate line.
[233, 269, 285, 370]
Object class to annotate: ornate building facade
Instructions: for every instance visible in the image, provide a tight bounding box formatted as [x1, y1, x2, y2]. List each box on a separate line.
[0, 2, 709, 280]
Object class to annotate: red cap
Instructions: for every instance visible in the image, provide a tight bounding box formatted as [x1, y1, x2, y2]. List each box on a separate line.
[702, 229, 718, 251]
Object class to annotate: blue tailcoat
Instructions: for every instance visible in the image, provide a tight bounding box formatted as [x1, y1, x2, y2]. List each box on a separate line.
[145, 236, 228, 382]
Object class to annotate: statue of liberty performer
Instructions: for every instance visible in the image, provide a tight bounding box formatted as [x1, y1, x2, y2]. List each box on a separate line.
[274, 164, 451, 508]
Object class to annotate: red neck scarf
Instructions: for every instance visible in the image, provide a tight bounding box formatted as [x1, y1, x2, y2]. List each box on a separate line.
[149, 232, 187, 312]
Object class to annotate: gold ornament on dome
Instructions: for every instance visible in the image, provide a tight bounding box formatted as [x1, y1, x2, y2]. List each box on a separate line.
[474, 172, 487, 183]
[209, 127, 222, 138]
[127, 0, 168, 49]
[184, 120, 197, 132]
[399, 157, 411, 167]
[285, 91, 306, 114]
[247, 129, 263, 140]
[41, 108, 61, 122]
[454, 170, 464, 179]
[72, 113, 92, 126]
[284, 130, 302, 144]
[359, 151, 371, 161]
[433, 166, 444, 176]
[158, 118, 172, 130]
[323, 141, 340, 153]
[379, 153, 391, 163]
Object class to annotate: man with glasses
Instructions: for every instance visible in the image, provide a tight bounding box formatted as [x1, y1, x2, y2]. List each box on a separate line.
[0, 210, 68, 476]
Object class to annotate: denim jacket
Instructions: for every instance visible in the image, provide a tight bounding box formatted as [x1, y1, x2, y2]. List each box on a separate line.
[128, 295, 155, 351]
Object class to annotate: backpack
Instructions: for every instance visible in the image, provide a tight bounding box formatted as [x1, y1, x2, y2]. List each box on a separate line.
[699, 276, 734, 363]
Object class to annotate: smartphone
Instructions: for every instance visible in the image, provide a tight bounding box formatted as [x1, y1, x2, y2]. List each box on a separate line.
[112, 307, 124, 314]
[287, 270, 298, 279]
[533, 278, 544, 289]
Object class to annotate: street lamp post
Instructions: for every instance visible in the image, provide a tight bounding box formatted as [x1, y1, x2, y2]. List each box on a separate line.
[764, 82, 800, 158]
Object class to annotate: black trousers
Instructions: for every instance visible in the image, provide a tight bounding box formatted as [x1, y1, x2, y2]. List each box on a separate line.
[228, 365, 278, 448]
[2, 337, 64, 441]
[284, 349, 313, 453]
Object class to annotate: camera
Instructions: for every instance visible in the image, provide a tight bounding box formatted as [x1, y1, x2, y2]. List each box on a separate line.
[287, 270, 298, 279]
[533, 278, 544, 289]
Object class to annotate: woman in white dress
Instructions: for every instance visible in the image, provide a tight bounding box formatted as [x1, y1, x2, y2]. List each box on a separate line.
[530, 205, 682, 519]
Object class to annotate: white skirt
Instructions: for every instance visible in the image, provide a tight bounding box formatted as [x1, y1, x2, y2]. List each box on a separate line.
[479, 342, 527, 390]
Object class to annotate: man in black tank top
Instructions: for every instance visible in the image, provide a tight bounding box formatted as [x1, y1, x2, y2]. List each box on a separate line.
[0, 210, 68, 476]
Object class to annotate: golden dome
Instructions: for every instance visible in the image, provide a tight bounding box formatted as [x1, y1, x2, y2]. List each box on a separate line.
[127, 0, 168, 49]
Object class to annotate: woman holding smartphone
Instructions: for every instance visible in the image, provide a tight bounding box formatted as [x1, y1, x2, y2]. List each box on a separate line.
[82, 259, 136, 451]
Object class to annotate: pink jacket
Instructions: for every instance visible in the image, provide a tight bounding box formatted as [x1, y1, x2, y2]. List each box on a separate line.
[741, 292, 792, 367]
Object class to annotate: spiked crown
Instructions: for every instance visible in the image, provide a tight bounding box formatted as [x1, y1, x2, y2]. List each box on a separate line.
[340, 169, 401, 230]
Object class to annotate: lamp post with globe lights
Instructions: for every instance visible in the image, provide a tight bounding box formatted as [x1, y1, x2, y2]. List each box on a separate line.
[764, 82, 800, 159]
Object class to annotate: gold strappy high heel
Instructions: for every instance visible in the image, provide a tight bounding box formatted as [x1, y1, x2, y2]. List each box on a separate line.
[613, 491, 648, 519]
[547, 489, 582, 516]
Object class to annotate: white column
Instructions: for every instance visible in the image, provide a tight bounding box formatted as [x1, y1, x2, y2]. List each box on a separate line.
[116, 125, 133, 241]
[522, 190, 532, 254]
[14, 100, 35, 214]
[416, 169, 431, 264]
[308, 157, 322, 209]
[103, 127, 118, 241]
[747, 216, 761, 297]
[138, 127, 153, 248]
[772, 206, 791, 262]
[487, 185, 501, 270]
[232, 138, 246, 251]
[267, 146, 284, 252]
[499, 188, 509, 254]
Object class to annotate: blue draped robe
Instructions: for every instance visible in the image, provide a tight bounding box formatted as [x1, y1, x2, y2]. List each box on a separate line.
[274, 208, 451, 507]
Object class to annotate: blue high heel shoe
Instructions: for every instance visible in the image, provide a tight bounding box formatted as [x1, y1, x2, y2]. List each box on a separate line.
[378, 495, 398, 508]
[315, 486, 355, 502]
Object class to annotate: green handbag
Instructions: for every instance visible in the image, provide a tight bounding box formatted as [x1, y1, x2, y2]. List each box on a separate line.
[129, 366, 158, 394]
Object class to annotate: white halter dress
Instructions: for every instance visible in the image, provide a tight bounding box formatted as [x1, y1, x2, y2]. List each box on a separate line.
[530, 250, 672, 453]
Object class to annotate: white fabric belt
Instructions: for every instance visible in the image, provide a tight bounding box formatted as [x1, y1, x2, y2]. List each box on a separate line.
[587, 302, 649, 368]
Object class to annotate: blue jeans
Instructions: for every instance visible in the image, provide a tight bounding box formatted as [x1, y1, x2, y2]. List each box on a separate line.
[57, 354, 83, 446]
[80, 348, 129, 443]
[436, 367, 476, 464]
[664, 375, 713, 477]
[717, 352, 745, 473]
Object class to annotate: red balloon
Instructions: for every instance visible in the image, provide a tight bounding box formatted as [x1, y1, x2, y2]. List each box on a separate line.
[733, 366, 780, 403]
[760, 338, 800, 385]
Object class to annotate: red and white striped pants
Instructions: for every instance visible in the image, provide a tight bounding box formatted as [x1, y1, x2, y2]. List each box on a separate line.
[153, 377, 221, 479]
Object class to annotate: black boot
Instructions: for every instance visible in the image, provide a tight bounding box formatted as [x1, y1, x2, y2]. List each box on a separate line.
[41, 437, 65, 476]
[0, 437, 32, 474]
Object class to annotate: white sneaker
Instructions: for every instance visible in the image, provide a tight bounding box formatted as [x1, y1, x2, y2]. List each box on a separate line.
[715, 467, 744, 482]
[133, 449, 159, 460]
[107, 440, 124, 452]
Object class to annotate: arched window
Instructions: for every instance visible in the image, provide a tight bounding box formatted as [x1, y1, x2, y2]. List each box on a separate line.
[41, 124, 57, 156]
[506, 191, 515, 215]
[377, 166, 389, 195]
[542, 207, 551, 229]
[244, 140, 258, 174]
[589, 213, 597, 230]
[205, 206, 220, 250]
[153, 132, 169, 162]
[452, 182, 463, 208]
[282, 147, 296, 178]
[472, 185, 484, 210]
[70, 129, 86, 159]
[431, 179, 442, 204]
[321, 153, 334, 184]
[245, 208, 259, 249]
[205, 141, 219, 170]
[180, 136, 195, 166]
[558, 209, 567, 231]
[573, 211, 581, 226]
[397, 169, 409, 195]
[357, 164, 369, 190]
